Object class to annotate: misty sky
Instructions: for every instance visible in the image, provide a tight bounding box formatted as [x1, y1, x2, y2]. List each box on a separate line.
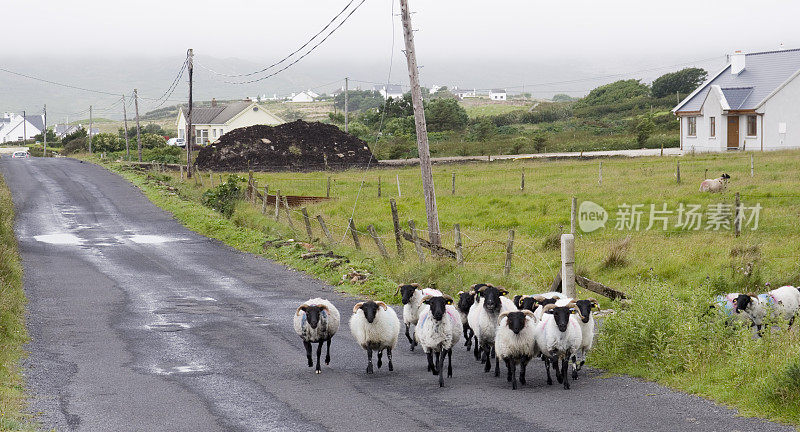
[3, 0, 800, 116]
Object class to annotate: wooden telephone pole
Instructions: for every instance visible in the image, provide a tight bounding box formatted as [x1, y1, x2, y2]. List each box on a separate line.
[344, 77, 349, 133]
[22, 111, 26, 146]
[399, 0, 441, 245]
[186, 48, 194, 178]
[42, 105, 47, 157]
[89, 105, 93, 154]
[122, 94, 130, 160]
[134, 89, 142, 162]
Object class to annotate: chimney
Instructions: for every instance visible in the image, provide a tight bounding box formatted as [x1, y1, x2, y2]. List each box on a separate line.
[211, 98, 217, 107]
[731, 50, 746, 75]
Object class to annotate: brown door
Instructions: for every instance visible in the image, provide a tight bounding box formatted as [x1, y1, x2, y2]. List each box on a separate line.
[727, 116, 739, 149]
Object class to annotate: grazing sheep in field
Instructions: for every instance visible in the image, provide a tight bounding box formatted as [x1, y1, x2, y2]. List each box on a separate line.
[495, 310, 539, 390]
[474, 284, 516, 376]
[733, 286, 800, 331]
[294, 298, 340, 374]
[350, 300, 400, 374]
[700, 173, 730, 193]
[398, 283, 442, 351]
[535, 303, 582, 389]
[416, 295, 463, 387]
[457, 290, 476, 350]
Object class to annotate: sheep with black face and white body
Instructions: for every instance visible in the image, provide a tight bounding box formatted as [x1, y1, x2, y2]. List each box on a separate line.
[293, 298, 341, 374]
[733, 285, 800, 331]
[555, 297, 600, 379]
[535, 303, 582, 389]
[514, 294, 560, 320]
[495, 310, 539, 390]
[474, 284, 517, 376]
[398, 283, 443, 351]
[416, 295, 463, 387]
[466, 283, 491, 360]
[699, 173, 731, 193]
[350, 300, 400, 374]
[457, 290, 476, 350]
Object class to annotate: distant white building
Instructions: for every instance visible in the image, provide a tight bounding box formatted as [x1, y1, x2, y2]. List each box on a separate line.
[53, 124, 98, 139]
[0, 112, 44, 143]
[373, 84, 404, 100]
[289, 90, 319, 103]
[490, 89, 507, 101]
[674, 48, 800, 152]
[176, 100, 283, 145]
[451, 87, 477, 99]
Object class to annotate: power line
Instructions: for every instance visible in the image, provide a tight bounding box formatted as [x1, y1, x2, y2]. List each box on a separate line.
[197, 0, 358, 78]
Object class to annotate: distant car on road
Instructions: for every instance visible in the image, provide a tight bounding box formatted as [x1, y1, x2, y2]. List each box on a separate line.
[167, 138, 185, 147]
[11, 151, 30, 159]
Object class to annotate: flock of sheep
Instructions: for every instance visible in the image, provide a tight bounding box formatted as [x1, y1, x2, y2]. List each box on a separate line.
[293, 283, 600, 390]
[713, 285, 800, 332]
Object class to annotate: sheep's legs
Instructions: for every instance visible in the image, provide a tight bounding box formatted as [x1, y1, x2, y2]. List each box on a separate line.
[552, 354, 564, 384]
[377, 351, 383, 369]
[571, 354, 579, 380]
[387, 348, 394, 371]
[325, 338, 332, 365]
[303, 341, 313, 367]
[480, 347, 488, 364]
[494, 354, 500, 377]
[315, 342, 323, 374]
[447, 349, 453, 378]
[483, 347, 492, 373]
[405, 324, 416, 351]
[434, 351, 441, 376]
[510, 360, 518, 390]
[473, 337, 481, 360]
[437, 350, 446, 387]
[520, 358, 528, 385]
[544, 357, 553, 385]
[561, 357, 570, 390]
[366, 348, 374, 374]
[464, 324, 472, 349]
[427, 351, 437, 374]
[505, 359, 513, 382]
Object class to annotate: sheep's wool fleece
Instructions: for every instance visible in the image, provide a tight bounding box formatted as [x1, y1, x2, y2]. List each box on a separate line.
[350, 306, 400, 350]
[477, 297, 516, 346]
[535, 313, 582, 355]
[495, 315, 538, 360]
[417, 305, 463, 352]
[403, 288, 442, 325]
[293, 298, 340, 342]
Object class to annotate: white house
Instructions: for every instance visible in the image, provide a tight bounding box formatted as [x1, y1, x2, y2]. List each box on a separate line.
[176, 100, 283, 145]
[0, 113, 43, 143]
[674, 48, 800, 152]
[451, 87, 477, 99]
[374, 84, 404, 100]
[289, 90, 319, 103]
[490, 89, 507, 101]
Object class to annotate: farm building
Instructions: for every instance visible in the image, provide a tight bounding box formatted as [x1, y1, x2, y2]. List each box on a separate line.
[289, 90, 319, 103]
[673, 48, 800, 152]
[176, 100, 283, 145]
[374, 84, 405, 100]
[0, 112, 43, 143]
[490, 89, 507, 101]
[451, 87, 478, 99]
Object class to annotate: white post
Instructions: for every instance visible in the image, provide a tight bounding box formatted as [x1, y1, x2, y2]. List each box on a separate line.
[561, 233, 576, 298]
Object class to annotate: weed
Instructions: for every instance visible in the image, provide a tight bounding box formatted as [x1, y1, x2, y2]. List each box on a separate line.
[602, 236, 631, 268]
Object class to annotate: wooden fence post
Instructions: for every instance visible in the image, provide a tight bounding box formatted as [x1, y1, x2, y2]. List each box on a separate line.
[676, 161, 681, 184]
[396, 174, 401, 197]
[390, 198, 404, 258]
[454, 223, 463, 266]
[408, 220, 425, 263]
[261, 185, 269, 214]
[504, 229, 515, 276]
[326, 176, 331, 198]
[520, 168, 525, 191]
[368, 225, 389, 259]
[599, 161, 602, 185]
[301, 207, 314, 240]
[274, 189, 281, 221]
[180, 165, 184, 181]
[705, 168, 708, 180]
[570, 197, 577, 234]
[750, 154, 754, 177]
[197, 168, 204, 187]
[451, 172, 456, 195]
[561, 233, 576, 298]
[317, 215, 334, 243]
[348, 218, 361, 250]
[252, 180, 258, 205]
[282, 196, 296, 230]
[734, 192, 741, 237]
[378, 176, 381, 197]
[247, 170, 254, 200]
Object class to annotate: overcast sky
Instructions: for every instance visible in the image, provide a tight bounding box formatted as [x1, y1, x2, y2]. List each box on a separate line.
[3, 0, 800, 115]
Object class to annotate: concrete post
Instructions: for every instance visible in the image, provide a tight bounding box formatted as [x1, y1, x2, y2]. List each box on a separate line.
[561, 233, 576, 298]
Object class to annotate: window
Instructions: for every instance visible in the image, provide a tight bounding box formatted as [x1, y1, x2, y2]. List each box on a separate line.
[196, 129, 208, 145]
[687, 117, 697, 136]
[178, 129, 185, 139]
[747, 115, 757, 136]
[710, 117, 715, 137]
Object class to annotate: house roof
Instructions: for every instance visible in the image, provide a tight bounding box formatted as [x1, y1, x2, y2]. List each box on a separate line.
[25, 114, 44, 132]
[490, 89, 506, 93]
[374, 84, 404, 94]
[675, 48, 800, 113]
[184, 101, 253, 125]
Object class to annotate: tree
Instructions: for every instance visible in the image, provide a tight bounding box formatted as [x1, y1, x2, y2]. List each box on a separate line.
[474, 117, 497, 142]
[62, 127, 87, 146]
[333, 89, 384, 112]
[574, 79, 651, 108]
[425, 98, 468, 132]
[651, 68, 708, 98]
[91, 133, 123, 152]
[634, 115, 655, 146]
[140, 133, 167, 149]
[552, 93, 577, 102]
[33, 129, 57, 143]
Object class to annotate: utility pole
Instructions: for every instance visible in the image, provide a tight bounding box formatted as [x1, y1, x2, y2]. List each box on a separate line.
[186, 48, 194, 178]
[399, 0, 441, 245]
[22, 111, 26, 146]
[43, 105, 47, 157]
[134, 89, 142, 162]
[88, 105, 93, 154]
[344, 77, 349, 133]
[122, 94, 130, 160]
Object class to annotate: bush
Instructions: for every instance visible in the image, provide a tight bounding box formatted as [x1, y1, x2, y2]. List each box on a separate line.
[91, 133, 124, 152]
[201, 175, 244, 218]
[62, 137, 88, 154]
[426, 98, 469, 132]
[141, 133, 167, 149]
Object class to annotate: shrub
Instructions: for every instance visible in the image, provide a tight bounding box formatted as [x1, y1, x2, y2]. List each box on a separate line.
[602, 235, 631, 268]
[62, 137, 88, 154]
[141, 133, 167, 149]
[91, 133, 124, 152]
[201, 175, 244, 218]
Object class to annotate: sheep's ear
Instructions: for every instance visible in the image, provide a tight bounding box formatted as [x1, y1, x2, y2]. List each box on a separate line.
[296, 304, 308, 316]
[395, 285, 401, 295]
[588, 298, 600, 309]
[442, 295, 454, 305]
[352, 302, 364, 314]
[498, 287, 509, 296]
[318, 304, 329, 312]
[376, 301, 388, 310]
[513, 295, 522, 308]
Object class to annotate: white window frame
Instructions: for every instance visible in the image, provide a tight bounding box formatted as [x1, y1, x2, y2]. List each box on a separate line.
[687, 117, 697, 137]
[709, 116, 715, 138]
[746, 115, 758, 137]
[196, 129, 208, 145]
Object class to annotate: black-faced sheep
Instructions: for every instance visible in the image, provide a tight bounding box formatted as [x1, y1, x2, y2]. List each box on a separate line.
[456, 290, 476, 350]
[733, 285, 800, 331]
[350, 300, 400, 374]
[417, 295, 463, 387]
[474, 284, 516, 376]
[293, 298, 341, 374]
[535, 303, 582, 389]
[495, 310, 539, 390]
[398, 283, 442, 351]
[700, 173, 730, 192]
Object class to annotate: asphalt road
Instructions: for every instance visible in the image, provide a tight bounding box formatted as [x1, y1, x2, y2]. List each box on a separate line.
[2, 157, 791, 432]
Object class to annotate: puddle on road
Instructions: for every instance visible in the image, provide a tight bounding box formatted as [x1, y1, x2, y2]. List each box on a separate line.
[33, 233, 83, 245]
[147, 323, 190, 332]
[127, 235, 186, 244]
[151, 364, 210, 376]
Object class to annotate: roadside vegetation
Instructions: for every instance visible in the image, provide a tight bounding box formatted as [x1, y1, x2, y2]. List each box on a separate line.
[86, 147, 800, 426]
[0, 174, 33, 430]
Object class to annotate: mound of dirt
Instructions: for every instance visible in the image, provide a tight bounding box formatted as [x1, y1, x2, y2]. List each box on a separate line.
[194, 120, 376, 171]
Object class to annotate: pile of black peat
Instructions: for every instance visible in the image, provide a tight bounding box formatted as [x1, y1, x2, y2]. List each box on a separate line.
[194, 120, 377, 171]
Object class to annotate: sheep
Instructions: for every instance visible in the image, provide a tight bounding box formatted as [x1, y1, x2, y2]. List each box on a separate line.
[495, 310, 539, 390]
[350, 300, 400, 374]
[514, 294, 560, 320]
[474, 284, 517, 376]
[456, 290, 476, 350]
[535, 303, 582, 389]
[398, 283, 442, 351]
[416, 295, 463, 387]
[293, 298, 340, 374]
[700, 173, 731, 192]
[567, 298, 600, 380]
[733, 285, 800, 331]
